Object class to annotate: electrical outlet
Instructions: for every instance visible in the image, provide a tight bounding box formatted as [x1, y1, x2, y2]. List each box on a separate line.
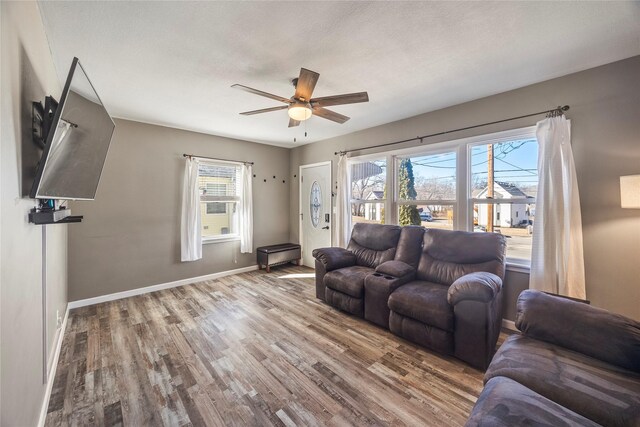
[56, 310, 63, 328]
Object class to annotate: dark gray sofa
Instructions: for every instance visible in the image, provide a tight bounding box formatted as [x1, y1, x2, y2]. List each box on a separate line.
[313, 223, 506, 369]
[466, 290, 640, 426]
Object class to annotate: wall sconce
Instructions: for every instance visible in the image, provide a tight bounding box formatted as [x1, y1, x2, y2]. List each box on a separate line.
[620, 175, 640, 208]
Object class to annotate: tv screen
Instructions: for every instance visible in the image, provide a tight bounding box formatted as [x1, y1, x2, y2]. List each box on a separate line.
[30, 57, 115, 200]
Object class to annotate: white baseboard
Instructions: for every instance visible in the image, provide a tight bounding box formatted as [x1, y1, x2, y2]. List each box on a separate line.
[38, 306, 70, 427]
[502, 319, 517, 332]
[68, 265, 259, 309]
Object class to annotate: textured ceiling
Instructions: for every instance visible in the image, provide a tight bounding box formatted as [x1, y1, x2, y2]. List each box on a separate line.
[38, 1, 640, 148]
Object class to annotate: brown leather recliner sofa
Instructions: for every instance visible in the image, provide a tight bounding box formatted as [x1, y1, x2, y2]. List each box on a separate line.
[312, 223, 506, 370]
[466, 290, 640, 426]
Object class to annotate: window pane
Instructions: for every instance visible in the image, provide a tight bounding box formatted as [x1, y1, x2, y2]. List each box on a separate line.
[201, 202, 237, 237]
[350, 159, 386, 202]
[351, 202, 384, 226]
[474, 202, 534, 261]
[206, 202, 227, 214]
[400, 204, 454, 229]
[399, 153, 456, 201]
[198, 163, 240, 197]
[471, 139, 538, 201]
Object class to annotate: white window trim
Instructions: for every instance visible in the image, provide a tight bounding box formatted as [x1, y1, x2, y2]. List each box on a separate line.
[203, 235, 241, 244]
[347, 125, 538, 266]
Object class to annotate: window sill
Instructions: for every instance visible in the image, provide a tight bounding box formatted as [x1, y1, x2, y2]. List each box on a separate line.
[203, 236, 240, 245]
[506, 261, 530, 274]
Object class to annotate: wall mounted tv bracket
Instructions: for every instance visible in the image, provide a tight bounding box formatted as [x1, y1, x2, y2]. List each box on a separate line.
[32, 96, 58, 149]
[29, 97, 83, 225]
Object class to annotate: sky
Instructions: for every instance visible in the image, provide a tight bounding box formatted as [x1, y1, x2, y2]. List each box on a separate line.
[410, 138, 538, 190]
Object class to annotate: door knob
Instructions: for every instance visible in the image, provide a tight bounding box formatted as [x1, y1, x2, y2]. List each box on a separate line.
[322, 226, 329, 230]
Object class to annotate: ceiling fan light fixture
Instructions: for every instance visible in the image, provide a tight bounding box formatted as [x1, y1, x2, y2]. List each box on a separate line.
[288, 101, 312, 121]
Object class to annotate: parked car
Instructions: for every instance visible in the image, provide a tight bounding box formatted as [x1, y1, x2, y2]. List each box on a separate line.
[419, 212, 433, 222]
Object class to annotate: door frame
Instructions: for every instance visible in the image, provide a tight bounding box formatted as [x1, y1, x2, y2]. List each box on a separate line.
[299, 161, 332, 264]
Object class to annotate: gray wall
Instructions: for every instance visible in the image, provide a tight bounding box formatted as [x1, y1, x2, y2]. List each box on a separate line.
[68, 119, 290, 301]
[1, 2, 68, 426]
[289, 56, 640, 322]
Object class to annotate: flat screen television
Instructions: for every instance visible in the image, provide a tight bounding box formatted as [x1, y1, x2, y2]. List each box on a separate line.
[30, 57, 115, 200]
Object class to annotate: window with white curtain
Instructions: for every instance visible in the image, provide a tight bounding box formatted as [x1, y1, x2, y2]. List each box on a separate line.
[346, 126, 538, 265]
[198, 162, 242, 241]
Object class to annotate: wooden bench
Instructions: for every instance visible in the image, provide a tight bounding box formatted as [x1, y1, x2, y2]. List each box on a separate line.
[257, 243, 301, 272]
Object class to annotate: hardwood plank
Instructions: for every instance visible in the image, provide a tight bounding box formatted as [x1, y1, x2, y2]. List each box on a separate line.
[46, 265, 499, 426]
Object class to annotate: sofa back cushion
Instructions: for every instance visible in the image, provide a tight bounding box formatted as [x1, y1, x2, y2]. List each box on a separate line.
[394, 226, 425, 268]
[416, 229, 506, 285]
[347, 223, 401, 268]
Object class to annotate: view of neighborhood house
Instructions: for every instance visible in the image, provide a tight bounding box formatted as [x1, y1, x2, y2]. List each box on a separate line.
[349, 138, 538, 261]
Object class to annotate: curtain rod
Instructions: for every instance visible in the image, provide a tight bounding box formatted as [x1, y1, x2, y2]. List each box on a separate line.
[335, 105, 569, 156]
[183, 153, 254, 165]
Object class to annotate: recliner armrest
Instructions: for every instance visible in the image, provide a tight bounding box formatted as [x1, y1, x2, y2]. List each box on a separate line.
[312, 247, 356, 272]
[447, 272, 502, 306]
[516, 289, 640, 373]
[375, 260, 415, 279]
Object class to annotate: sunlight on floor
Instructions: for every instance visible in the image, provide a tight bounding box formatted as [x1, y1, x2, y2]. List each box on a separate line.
[277, 273, 315, 279]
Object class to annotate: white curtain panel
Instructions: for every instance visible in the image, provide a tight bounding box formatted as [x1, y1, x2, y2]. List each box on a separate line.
[334, 155, 351, 247]
[240, 163, 253, 253]
[181, 157, 202, 262]
[530, 116, 586, 298]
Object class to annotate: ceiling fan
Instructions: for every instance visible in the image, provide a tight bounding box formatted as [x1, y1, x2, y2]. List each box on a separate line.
[232, 68, 369, 128]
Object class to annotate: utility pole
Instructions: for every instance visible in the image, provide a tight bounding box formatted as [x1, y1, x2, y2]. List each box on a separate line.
[487, 144, 494, 233]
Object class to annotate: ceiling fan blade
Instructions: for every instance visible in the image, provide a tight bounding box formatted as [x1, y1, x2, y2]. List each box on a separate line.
[231, 84, 290, 104]
[312, 107, 350, 124]
[240, 105, 288, 115]
[311, 92, 369, 107]
[288, 118, 301, 128]
[294, 68, 320, 101]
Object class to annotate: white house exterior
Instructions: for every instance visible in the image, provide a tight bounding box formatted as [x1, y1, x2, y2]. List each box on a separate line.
[476, 182, 533, 228]
[364, 190, 384, 221]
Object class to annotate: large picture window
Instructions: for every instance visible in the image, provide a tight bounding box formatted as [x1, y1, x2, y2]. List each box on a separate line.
[198, 162, 242, 240]
[346, 127, 538, 265]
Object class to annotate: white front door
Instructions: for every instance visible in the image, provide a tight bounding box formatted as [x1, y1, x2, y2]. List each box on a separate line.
[300, 162, 332, 267]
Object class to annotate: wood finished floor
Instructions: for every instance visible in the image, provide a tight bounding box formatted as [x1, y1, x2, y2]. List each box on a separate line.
[46, 265, 499, 427]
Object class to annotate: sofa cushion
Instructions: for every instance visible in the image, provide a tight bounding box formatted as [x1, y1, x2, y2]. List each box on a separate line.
[485, 334, 640, 427]
[466, 376, 600, 427]
[389, 311, 453, 355]
[394, 226, 424, 268]
[516, 289, 640, 373]
[324, 265, 373, 298]
[347, 223, 401, 268]
[416, 229, 506, 285]
[325, 288, 364, 317]
[388, 281, 453, 332]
